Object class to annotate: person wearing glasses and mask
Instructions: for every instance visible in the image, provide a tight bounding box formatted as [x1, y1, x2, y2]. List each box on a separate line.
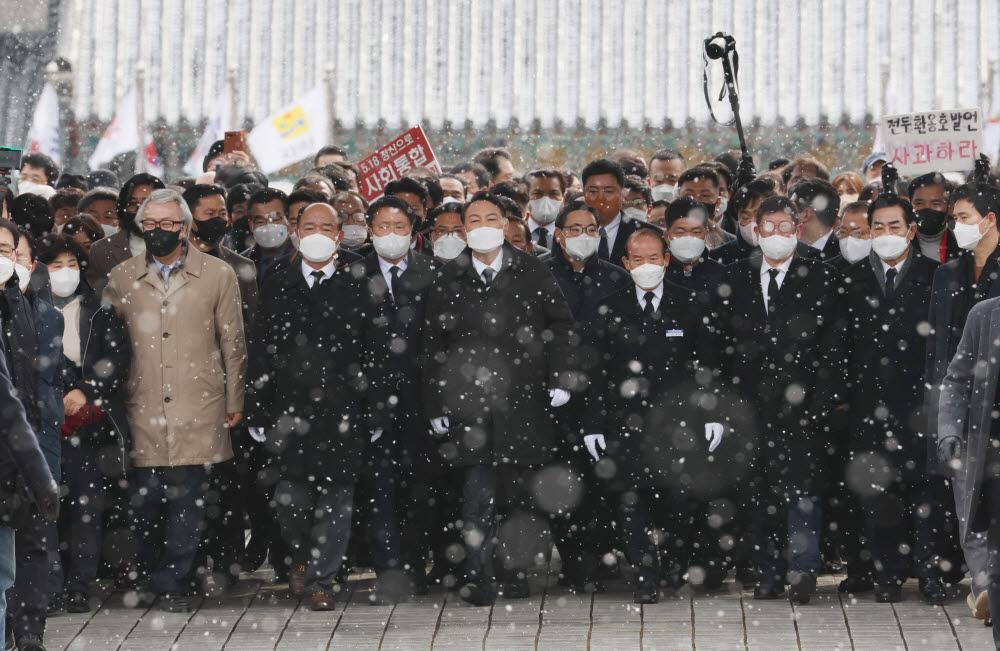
[104, 189, 246, 614]
[718, 195, 838, 606]
[85, 174, 165, 295]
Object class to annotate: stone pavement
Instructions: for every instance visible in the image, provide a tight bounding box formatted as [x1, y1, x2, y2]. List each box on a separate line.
[41, 568, 995, 650]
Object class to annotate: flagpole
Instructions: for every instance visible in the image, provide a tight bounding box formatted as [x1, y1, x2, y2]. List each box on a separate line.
[325, 65, 335, 145]
[136, 66, 146, 173]
[228, 66, 238, 129]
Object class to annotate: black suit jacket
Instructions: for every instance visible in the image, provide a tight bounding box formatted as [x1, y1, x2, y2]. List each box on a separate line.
[719, 253, 838, 495]
[546, 250, 630, 326]
[246, 263, 371, 484]
[358, 251, 441, 476]
[421, 243, 574, 467]
[833, 253, 938, 480]
[665, 256, 724, 311]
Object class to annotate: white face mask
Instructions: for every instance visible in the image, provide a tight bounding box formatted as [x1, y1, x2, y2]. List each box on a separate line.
[629, 262, 666, 290]
[623, 207, 647, 223]
[441, 196, 462, 207]
[340, 225, 368, 249]
[50, 267, 80, 297]
[668, 236, 707, 263]
[433, 233, 467, 260]
[17, 180, 55, 199]
[840, 193, 859, 204]
[563, 233, 599, 261]
[101, 223, 119, 238]
[297, 233, 338, 263]
[14, 263, 30, 292]
[757, 232, 797, 260]
[838, 236, 872, 264]
[871, 234, 910, 260]
[954, 217, 991, 250]
[466, 226, 505, 253]
[253, 223, 288, 249]
[290, 232, 299, 249]
[738, 222, 758, 247]
[372, 232, 411, 260]
[0, 257, 14, 286]
[715, 197, 729, 219]
[528, 197, 561, 224]
[650, 184, 676, 203]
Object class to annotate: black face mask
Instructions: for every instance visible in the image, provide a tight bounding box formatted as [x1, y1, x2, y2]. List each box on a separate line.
[143, 227, 182, 257]
[916, 208, 948, 235]
[194, 217, 228, 245]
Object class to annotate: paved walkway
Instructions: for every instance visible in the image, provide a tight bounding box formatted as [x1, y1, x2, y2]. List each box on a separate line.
[41, 568, 995, 650]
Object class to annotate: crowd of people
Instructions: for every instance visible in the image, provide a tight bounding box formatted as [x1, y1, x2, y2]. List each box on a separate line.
[3, 140, 1000, 649]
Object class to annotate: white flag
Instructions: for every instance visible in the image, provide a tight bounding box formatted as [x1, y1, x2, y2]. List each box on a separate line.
[184, 91, 229, 176]
[88, 88, 138, 171]
[248, 86, 328, 174]
[25, 83, 61, 164]
[984, 74, 1000, 164]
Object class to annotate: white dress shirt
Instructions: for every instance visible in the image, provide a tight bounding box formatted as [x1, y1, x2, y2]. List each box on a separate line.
[810, 229, 834, 252]
[471, 248, 504, 284]
[760, 255, 794, 314]
[879, 255, 906, 278]
[378, 254, 409, 299]
[301, 259, 336, 287]
[634, 282, 663, 312]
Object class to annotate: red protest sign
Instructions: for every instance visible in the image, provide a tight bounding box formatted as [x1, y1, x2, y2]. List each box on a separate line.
[357, 126, 443, 202]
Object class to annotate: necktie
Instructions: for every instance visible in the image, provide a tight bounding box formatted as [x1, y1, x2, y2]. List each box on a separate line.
[390, 265, 401, 303]
[767, 268, 781, 314]
[598, 227, 610, 260]
[885, 267, 897, 301]
[643, 291, 656, 317]
[535, 228, 548, 249]
[310, 270, 325, 289]
[481, 268, 495, 286]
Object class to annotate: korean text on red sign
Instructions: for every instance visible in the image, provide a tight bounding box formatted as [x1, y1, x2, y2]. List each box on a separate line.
[358, 126, 443, 202]
[882, 108, 983, 175]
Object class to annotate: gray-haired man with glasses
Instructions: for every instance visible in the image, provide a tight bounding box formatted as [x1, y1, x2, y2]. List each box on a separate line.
[104, 189, 247, 613]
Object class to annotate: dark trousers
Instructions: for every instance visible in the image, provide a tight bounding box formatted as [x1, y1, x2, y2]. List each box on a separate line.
[617, 488, 695, 588]
[861, 477, 947, 586]
[5, 511, 56, 642]
[59, 437, 105, 596]
[751, 492, 822, 584]
[131, 465, 210, 595]
[357, 463, 402, 573]
[549, 464, 614, 583]
[192, 459, 243, 584]
[825, 481, 872, 580]
[983, 477, 1000, 648]
[461, 465, 552, 584]
[273, 479, 354, 594]
[245, 434, 289, 578]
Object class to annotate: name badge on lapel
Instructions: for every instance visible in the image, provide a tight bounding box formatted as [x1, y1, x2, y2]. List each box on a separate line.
[665, 329, 684, 337]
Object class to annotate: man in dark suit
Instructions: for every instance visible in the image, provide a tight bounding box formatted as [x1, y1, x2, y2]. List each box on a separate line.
[825, 201, 873, 271]
[719, 195, 838, 605]
[581, 159, 656, 268]
[662, 197, 725, 306]
[788, 177, 841, 260]
[245, 202, 371, 612]
[544, 199, 628, 592]
[354, 196, 442, 601]
[85, 173, 165, 295]
[422, 191, 574, 605]
[831, 192, 947, 604]
[584, 228, 727, 604]
[241, 188, 297, 288]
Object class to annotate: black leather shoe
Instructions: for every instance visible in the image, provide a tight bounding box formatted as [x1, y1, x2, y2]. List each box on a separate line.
[919, 577, 948, 606]
[753, 581, 786, 600]
[66, 591, 90, 613]
[875, 584, 902, 603]
[459, 581, 495, 607]
[633, 582, 659, 604]
[16, 634, 45, 651]
[837, 574, 874, 594]
[787, 572, 816, 605]
[500, 574, 530, 599]
[158, 592, 191, 613]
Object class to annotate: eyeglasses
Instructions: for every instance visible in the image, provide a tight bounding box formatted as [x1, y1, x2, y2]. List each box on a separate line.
[141, 219, 184, 231]
[759, 221, 795, 234]
[622, 199, 648, 210]
[563, 224, 599, 237]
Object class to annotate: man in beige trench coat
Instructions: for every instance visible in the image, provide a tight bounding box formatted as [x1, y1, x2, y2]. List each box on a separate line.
[104, 189, 247, 613]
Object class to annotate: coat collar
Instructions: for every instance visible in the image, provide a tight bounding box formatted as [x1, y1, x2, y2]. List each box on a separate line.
[132, 242, 205, 297]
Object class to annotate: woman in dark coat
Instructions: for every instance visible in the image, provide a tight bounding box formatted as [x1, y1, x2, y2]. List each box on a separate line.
[36, 233, 129, 614]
